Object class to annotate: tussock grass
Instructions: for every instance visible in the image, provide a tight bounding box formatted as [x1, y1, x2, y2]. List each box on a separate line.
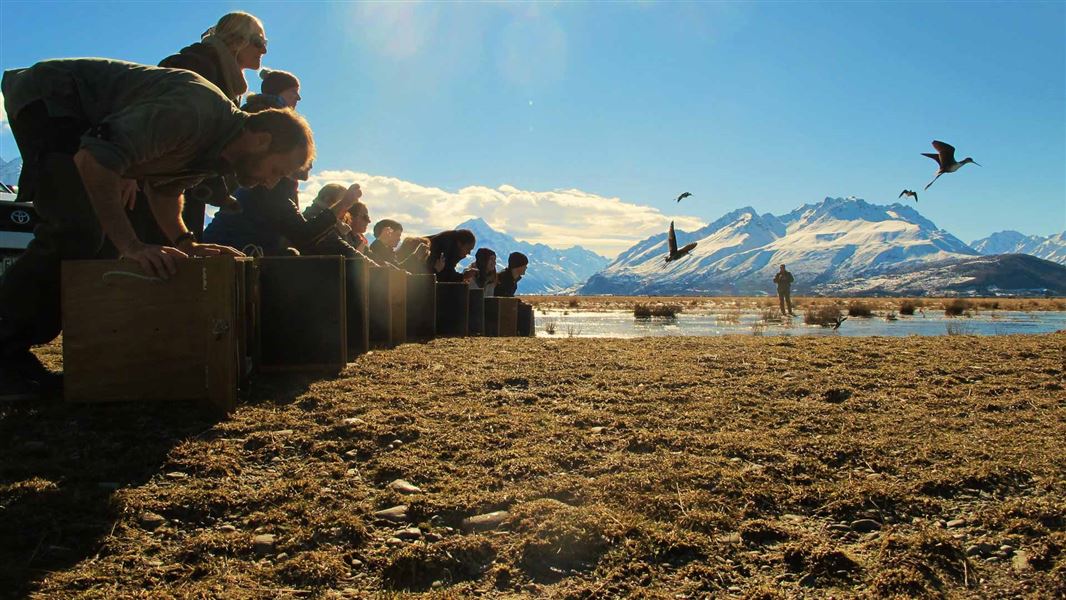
[804, 304, 842, 327]
[944, 298, 972, 317]
[633, 303, 681, 319]
[542, 318, 557, 335]
[898, 299, 920, 315]
[6, 334, 1064, 597]
[525, 296, 1066, 313]
[847, 301, 874, 318]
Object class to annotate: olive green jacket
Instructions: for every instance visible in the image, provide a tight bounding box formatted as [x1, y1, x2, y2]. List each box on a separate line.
[2, 58, 247, 196]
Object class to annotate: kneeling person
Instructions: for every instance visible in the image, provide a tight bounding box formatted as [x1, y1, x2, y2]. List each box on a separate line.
[0, 58, 315, 399]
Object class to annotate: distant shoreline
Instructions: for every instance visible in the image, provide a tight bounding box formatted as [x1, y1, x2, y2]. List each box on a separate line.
[523, 295, 1066, 312]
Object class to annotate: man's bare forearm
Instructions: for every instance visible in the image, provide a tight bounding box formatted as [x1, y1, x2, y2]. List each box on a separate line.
[72, 149, 143, 254]
[146, 189, 187, 243]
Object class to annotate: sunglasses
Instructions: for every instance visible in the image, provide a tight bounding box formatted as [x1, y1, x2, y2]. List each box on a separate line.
[249, 34, 268, 51]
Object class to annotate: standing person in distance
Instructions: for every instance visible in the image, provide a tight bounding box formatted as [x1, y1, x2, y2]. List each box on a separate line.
[774, 264, 796, 317]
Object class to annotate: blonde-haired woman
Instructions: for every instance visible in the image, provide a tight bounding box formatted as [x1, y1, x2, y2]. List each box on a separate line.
[159, 11, 267, 105]
[148, 12, 269, 238]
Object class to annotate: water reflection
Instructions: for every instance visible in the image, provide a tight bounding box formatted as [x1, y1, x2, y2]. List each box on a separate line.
[534, 309, 1066, 338]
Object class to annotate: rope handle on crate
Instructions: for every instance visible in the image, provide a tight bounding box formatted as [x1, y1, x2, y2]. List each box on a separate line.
[102, 270, 164, 284]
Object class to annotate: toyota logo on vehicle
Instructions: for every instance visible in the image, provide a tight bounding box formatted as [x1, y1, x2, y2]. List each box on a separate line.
[10, 209, 31, 225]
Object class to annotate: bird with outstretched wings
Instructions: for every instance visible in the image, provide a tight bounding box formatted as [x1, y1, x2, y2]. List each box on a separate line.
[899, 189, 918, 203]
[922, 140, 980, 190]
[676, 192, 692, 203]
[665, 221, 697, 263]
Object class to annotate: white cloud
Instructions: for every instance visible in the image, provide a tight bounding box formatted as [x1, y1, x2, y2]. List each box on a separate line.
[0, 92, 8, 131]
[300, 170, 704, 258]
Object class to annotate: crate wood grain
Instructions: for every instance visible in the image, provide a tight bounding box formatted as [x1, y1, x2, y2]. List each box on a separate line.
[61, 256, 241, 413]
[405, 273, 436, 341]
[369, 266, 407, 348]
[258, 256, 347, 372]
[485, 297, 519, 337]
[346, 257, 370, 356]
[435, 282, 469, 337]
[235, 257, 260, 385]
[517, 301, 535, 337]
[468, 288, 485, 336]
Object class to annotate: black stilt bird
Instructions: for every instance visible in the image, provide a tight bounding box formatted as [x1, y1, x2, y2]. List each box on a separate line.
[899, 189, 918, 203]
[832, 315, 847, 330]
[676, 192, 692, 203]
[922, 140, 980, 190]
[665, 221, 697, 263]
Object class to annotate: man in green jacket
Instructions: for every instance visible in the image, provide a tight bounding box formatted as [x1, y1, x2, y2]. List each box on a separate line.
[0, 58, 316, 401]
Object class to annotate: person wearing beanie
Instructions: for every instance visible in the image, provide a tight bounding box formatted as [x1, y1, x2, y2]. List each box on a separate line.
[244, 68, 301, 112]
[495, 252, 529, 297]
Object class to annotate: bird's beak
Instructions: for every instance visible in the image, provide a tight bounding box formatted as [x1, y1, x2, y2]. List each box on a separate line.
[972, 161, 982, 167]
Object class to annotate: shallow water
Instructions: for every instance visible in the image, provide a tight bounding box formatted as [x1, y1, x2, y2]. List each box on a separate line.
[533, 309, 1066, 338]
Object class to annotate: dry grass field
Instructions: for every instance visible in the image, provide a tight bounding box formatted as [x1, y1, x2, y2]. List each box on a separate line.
[2, 333, 1064, 598]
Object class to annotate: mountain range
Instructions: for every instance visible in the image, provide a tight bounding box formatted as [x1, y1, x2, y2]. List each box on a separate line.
[0, 157, 21, 186]
[579, 197, 1066, 296]
[455, 218, 609, 294]
[1, 153, 1062, 297]
[970, 230, 1066, 265]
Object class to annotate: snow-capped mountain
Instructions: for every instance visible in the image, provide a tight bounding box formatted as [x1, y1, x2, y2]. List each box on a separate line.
[970, 231, 1066, 265]
[455, 218, 609, 294]
[817, 254, 1066, 296]
[0, 157, 21, 187]
[580, 197, 980, 295]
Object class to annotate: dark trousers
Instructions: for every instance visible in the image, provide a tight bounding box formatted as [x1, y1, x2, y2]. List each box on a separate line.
[778, 288, 793, 315]
[0, 101, 117, 356]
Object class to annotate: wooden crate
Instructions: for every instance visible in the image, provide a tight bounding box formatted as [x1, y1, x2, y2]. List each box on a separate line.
[369, 266, 407, 348]
[258, 256, 347, 372]
[61, 256, 242, 413]
[406, 273, 436, 341]
[435, 282, 469, 337]
[485, 297, 519, 337]
[235, 257, 260, 385]
[346, 257, 370, 356]
[468, 288, 485, 336]
[517, 301, 535, 337]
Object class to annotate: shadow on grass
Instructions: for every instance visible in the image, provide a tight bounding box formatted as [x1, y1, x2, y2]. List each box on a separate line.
[0, 369, 319, 597]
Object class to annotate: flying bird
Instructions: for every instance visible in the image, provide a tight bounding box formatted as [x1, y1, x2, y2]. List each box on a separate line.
[832, 315, 847, 330]
[898, 189, 918, 203]
[922, 140, 980, 190]
[676, 192, 692, 203]
[664, 221, 697, 263]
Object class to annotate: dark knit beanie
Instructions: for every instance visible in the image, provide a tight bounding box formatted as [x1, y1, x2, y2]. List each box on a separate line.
[260, 69, 300, 96]
[508, 252, 529, 269]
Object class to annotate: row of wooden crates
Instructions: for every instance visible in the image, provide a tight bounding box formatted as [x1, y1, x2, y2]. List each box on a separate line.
[60, 256, 535, 413]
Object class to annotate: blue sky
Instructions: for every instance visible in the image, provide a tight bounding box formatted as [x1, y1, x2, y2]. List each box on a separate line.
[1, 1, 1063, 256]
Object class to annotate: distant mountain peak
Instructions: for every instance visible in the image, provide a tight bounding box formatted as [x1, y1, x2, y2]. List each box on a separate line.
[452, 217, 609, 293]
[457, 216, 493, 229]
[581, 195, 980, 296]
[970, 230, 1066, 264]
